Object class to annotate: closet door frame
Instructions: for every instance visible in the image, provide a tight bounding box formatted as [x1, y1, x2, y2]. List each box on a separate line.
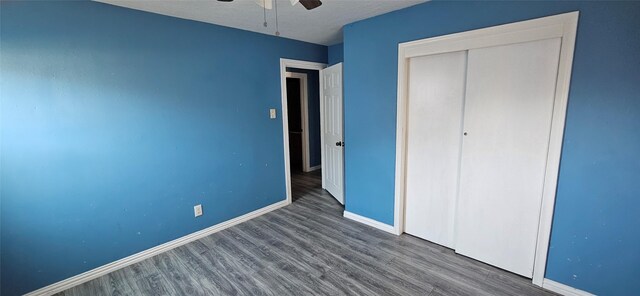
[392, 12, 579, 287]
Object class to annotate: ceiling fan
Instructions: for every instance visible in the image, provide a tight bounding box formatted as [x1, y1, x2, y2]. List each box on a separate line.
[217, 0, 323, 11]
[217, 0, 323, 36]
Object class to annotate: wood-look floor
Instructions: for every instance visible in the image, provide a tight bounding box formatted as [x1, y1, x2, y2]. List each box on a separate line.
[59, 170, 556, 296]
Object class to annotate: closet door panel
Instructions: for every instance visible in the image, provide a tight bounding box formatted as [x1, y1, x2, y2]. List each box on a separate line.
[404, 51, 467, 248]
[455, 38, 562, 277]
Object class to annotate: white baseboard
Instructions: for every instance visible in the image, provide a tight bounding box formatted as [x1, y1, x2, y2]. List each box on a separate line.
[25, 200, 289, 296]
[542, 279, 595, 296]
[343, 211, 395, 234]
[303, 165, 321, 172]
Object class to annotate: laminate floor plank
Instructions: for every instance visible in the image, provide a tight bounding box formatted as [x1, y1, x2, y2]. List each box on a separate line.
[169, 244, 241, 295]
[234, 221, 329, 277]
[58, 170, 556, 296]
[126, 259, 178, 295]
[151, 251, 210, 296]
[247, 217, 410, 295]
[197, 246, 272, 296]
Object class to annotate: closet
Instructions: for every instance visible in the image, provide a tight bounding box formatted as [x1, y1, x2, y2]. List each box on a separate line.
[399, 13, 577, 280]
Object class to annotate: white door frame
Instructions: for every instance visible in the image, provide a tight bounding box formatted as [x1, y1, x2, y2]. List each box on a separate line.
[392, 12, 578, 286]
[285, 71, 314, 172]
[280, 58, 326, 204]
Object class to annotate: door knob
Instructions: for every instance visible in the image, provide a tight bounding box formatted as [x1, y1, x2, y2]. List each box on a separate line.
[464, 132, 468, 136]
[335, 141, 344, 147]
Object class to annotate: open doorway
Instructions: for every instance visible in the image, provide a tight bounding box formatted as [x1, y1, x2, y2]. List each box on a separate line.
[285, 68, 321, 202]
[285, 71, 317, 173]
[279, 59, 326, 205]
[280, 59, 344, 207]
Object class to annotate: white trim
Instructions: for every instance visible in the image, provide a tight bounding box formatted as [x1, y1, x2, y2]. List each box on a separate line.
[301, 72, 312, 173]
[24, 200, 288, 296]
[393, 41, 409, 237]
[280, 58, 326, 203]
[403, 23, 564, 59]
[392, 12, 579, 286]
[343, 211, 396, 234]
[542, 279, 595, 296]
[532, 12, 579, 286]
[285, 71, 313, 173]
[308, 165, 321, 172]
[319, 67, 326, 189]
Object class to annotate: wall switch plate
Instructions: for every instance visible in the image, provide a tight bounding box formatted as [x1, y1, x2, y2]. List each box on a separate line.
[194, 204, 203, 217]
[269, 108, 277, 119]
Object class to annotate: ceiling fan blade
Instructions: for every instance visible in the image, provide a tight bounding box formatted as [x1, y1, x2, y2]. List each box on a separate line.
[299, 0, 322, 10]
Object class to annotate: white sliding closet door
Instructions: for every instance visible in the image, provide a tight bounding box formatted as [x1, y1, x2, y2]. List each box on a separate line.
[455, 38, 562, 277]
[404, 51, 467, 248]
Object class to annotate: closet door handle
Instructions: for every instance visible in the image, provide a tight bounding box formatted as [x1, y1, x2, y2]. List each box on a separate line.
[463, 132, 468, 136]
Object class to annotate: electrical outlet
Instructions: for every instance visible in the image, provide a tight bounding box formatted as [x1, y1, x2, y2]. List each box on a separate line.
[269, 108, 277, 119]
[194, 204, 203, 217]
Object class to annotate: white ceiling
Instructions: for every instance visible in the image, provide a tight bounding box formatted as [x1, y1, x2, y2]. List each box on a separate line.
[95, 0, 426, 45]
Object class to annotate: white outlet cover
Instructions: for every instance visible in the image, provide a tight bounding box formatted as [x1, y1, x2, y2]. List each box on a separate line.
[194, 204, 203, 217]
[270, 108, 277, 119]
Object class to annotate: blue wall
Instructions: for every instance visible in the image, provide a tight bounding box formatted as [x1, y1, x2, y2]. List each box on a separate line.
[286, 68, 321, 167]
[328, 43, 344, 66]
[343, 1, 640, 295]
[0, 1, 326, 295]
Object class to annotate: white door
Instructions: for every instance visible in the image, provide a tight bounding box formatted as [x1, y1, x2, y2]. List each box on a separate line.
[404, 51, 467, 248]
[321, 63, 344, 204]
[455, 38, 562, 277]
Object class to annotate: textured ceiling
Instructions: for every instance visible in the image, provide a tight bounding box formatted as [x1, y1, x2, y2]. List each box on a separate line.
[95, 0, 427, 45]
